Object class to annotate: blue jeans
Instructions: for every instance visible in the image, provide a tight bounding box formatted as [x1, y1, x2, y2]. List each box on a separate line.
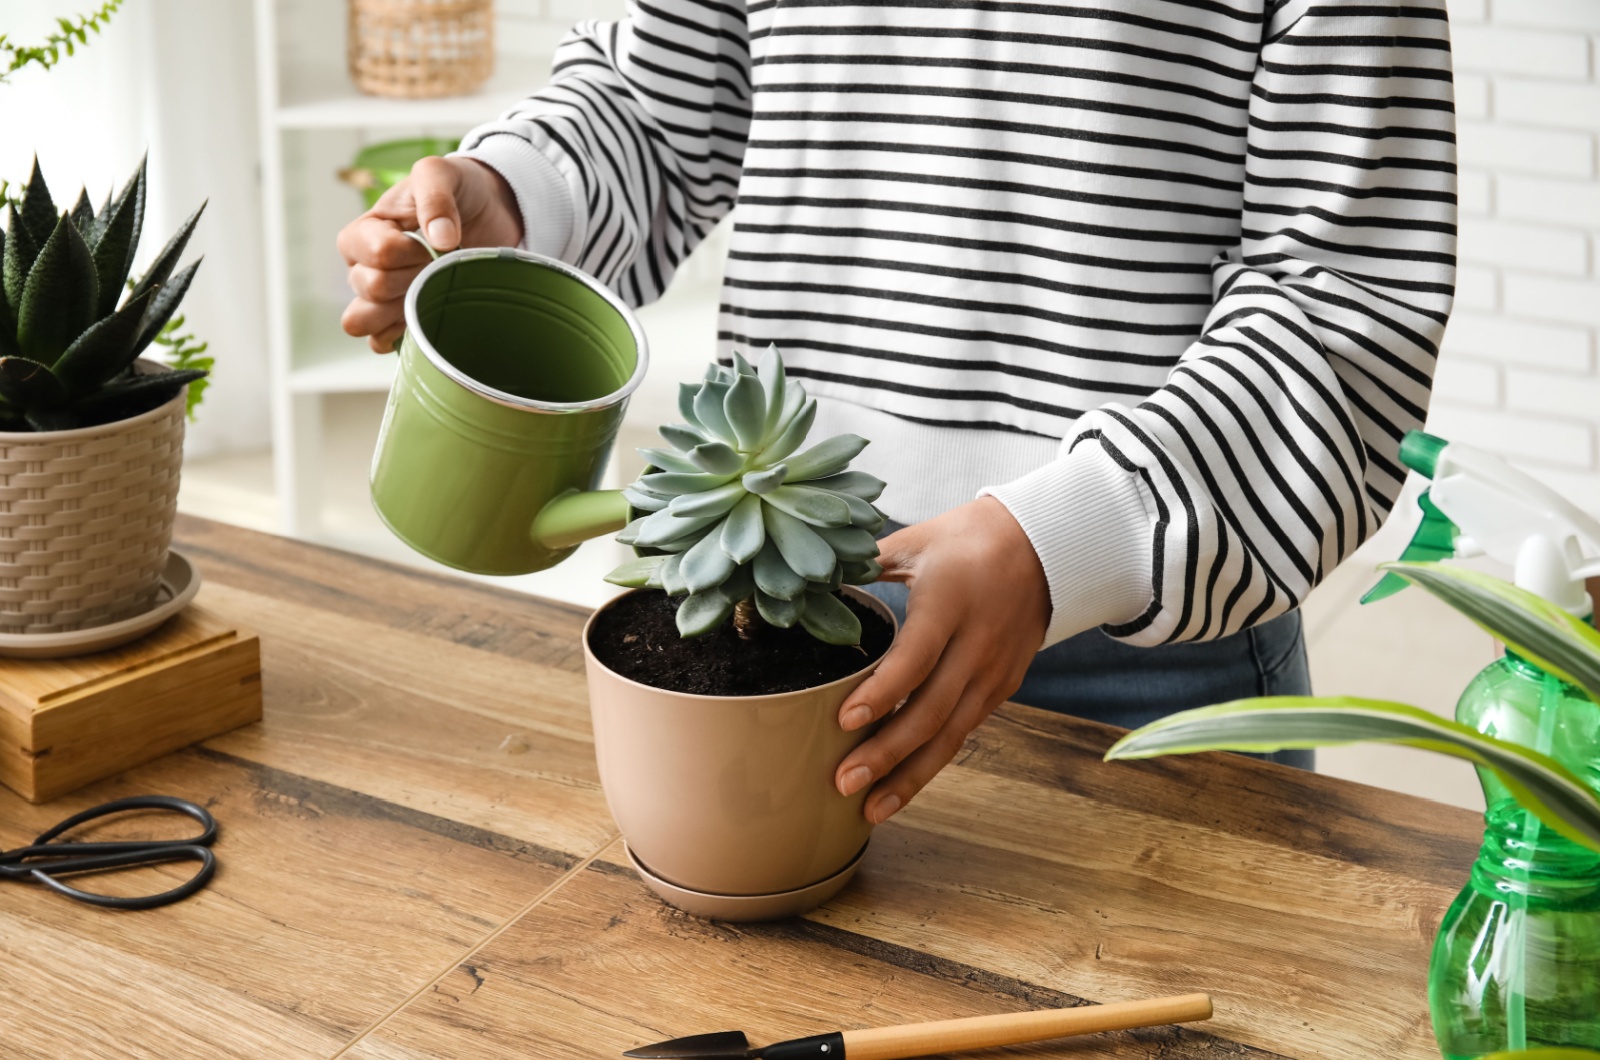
[861, 531, 1315, 770]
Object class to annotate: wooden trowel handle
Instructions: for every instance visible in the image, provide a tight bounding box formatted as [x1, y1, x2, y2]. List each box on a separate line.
[838, 992, 1214, 1060]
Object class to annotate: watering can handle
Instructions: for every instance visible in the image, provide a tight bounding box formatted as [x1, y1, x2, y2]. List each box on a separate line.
[533, 490, 632, 551]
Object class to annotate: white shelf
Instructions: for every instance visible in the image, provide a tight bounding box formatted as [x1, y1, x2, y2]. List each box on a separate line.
[288, 351, 398, 393]
[275, 61, 542, 130]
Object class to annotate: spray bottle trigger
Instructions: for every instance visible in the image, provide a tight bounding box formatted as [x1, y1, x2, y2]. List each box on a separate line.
[1361, 490, 1459, 605]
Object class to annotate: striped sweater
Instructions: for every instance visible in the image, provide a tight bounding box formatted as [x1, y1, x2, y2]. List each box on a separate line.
[460, 0, 1457, 649]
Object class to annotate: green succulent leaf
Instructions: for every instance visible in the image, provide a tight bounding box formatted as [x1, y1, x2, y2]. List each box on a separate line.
[753, 538, 807, 601]
[637, 446, 700, 474]
[785, 434, 868, 482]
[639, 470, 736, 497]
[763, 504, 838, 581]
[693, 380, 735, 445]
[129, 256, 201, 358]
[815, 524, 880, 563]
[631, 507, 722, 549]
[50, 286, 153, 396]
[841, 558, 884, 585]
[755, 588, 803, 628]
[730, 350, 756, 376]
[723, 369, 767, 450]
[668, 480, 747, 520]
[604, 554, 667, 589]
[676, 382, 701, 426]
[68, 368, 204, 424]
[0, 356, 68, 409]
[659, 422, 708, 451]
[17, 158, 57, 244]
[841, 494, 887, 533]
[687, 441, 743, 475]
[87, 159, 145, 315]
[622, 486, 669, 512]
[1382, 561, 1600, 700]
[659, 552, 688, 596]
[2, 205, 40, 321]
[764, 484, 851, 528]
[809, 470, 886, 502]
[0, 228, 15, 359]
[743, 463, 788, 495]
[720, 493, 765, 564]
[128, 200, 205, 304]
[758, 344, 787, 442]
[17, 215, 97, 365]
[680, 528, 738, 593]
[757, 397, 817, 466]
[799, 589, 862, 646]
[69, 187, 94, 234]
[677, 588, 736, 638]
[1106, 696, 1600, 854]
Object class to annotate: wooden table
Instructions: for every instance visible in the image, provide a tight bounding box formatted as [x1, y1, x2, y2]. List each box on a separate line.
[0, 516, 1479, 1060]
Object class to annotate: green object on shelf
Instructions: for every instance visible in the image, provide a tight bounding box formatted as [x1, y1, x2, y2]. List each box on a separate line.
[339, 137, 460, 208]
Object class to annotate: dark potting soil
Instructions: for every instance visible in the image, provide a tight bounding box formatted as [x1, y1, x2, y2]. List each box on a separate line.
[588, 591, 894, 696]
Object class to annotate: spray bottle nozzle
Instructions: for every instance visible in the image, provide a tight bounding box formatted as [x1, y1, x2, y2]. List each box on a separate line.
[1400, 430, 1448, 478]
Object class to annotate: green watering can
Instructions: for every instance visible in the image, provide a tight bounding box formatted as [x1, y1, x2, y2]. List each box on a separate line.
[370, 246, 646, 575]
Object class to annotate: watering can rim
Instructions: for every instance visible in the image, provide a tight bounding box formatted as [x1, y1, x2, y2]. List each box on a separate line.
[402, 246, 651, 416]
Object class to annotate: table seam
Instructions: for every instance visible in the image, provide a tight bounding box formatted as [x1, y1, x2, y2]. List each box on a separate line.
[326, 831, 621, 1059]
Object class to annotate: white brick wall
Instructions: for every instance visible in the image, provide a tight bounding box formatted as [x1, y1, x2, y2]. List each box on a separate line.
[1429, 0, 1600, 511]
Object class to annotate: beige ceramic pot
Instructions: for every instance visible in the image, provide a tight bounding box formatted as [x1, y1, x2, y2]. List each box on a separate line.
[0, 361, 186, 635]
[583, 585, 896, 918]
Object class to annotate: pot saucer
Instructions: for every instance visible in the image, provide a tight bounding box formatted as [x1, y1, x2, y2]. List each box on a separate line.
[624, 841, 869, 922]
[0, 548, 202, 659]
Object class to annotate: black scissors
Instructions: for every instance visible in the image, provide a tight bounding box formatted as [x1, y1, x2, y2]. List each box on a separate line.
[0, 795, 218, 910]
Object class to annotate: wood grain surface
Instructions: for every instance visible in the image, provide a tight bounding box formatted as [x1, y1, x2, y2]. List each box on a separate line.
[0, 517, 1480, 1059]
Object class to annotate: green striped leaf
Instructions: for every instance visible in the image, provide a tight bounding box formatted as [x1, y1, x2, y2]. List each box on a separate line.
[1383, 561, 1600, 699]
[1106, 696, 1600, 853]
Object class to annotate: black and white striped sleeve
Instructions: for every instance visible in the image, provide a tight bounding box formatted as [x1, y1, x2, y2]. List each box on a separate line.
[986, 0, 1456, 648]
[458, 2, 751, 307]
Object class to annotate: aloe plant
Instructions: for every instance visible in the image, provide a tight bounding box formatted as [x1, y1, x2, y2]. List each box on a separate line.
[0, 157, 207, 431]
[605, 348, 887, 645]
[1106, 561, 1600, 854]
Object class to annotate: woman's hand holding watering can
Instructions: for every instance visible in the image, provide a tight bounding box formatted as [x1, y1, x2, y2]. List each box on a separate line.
[338, 156, 523, 353]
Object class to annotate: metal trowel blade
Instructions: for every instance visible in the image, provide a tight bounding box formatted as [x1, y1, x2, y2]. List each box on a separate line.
[623, 1030, 753, 1058]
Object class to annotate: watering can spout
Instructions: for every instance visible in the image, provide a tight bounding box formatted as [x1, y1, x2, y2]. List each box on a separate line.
[533, 489, 632, 551]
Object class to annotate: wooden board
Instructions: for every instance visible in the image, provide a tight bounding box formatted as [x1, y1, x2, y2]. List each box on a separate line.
[0, 517, 1484, 1059]
[0, 604, 262, 802]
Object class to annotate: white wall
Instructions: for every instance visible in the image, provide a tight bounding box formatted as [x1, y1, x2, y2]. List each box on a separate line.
[0, 0, 271, 460]
[1428, 0, 1600, 506]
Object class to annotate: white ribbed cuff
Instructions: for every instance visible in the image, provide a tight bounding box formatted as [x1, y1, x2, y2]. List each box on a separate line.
[456, 135, 576, 260]
[980, 441, 1154, 649]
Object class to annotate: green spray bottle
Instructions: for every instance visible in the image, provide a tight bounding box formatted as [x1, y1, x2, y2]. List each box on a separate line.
[1367, 431, 1600, 1058]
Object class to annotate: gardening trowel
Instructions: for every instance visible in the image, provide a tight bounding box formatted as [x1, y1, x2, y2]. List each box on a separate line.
[623, 992, 1213, 1059]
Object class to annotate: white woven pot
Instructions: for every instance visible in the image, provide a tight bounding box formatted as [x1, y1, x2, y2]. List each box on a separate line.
[0, 363, 186, 635]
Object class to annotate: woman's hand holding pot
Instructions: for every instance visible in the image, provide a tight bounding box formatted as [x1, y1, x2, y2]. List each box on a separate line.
[338, 156, 523, 353]
[834, 497, 1051, 824]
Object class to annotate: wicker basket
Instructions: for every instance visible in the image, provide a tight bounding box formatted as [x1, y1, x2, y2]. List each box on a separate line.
[0, 365, 186, 635]
[348, 0, 494, 99]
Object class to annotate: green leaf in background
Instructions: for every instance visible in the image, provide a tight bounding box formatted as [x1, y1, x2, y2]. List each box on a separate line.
[1481, 1051, 1600, 1060]
[1383, 561, 1600, 699]
[1106, 696, 1600, 854]
[17, 216, 97, 365]
[147, 313, 211, 420]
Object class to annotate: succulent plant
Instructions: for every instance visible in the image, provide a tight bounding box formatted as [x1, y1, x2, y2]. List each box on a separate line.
[0, 157, 208, 432]
[605, 347, 887, 645]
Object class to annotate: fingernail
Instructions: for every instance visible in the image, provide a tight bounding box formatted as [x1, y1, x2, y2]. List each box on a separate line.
[838, 765, 872, 796]
[426, 218, 456, 247]
[869, 794, 902, 823]
[840, 704, 872, 730]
